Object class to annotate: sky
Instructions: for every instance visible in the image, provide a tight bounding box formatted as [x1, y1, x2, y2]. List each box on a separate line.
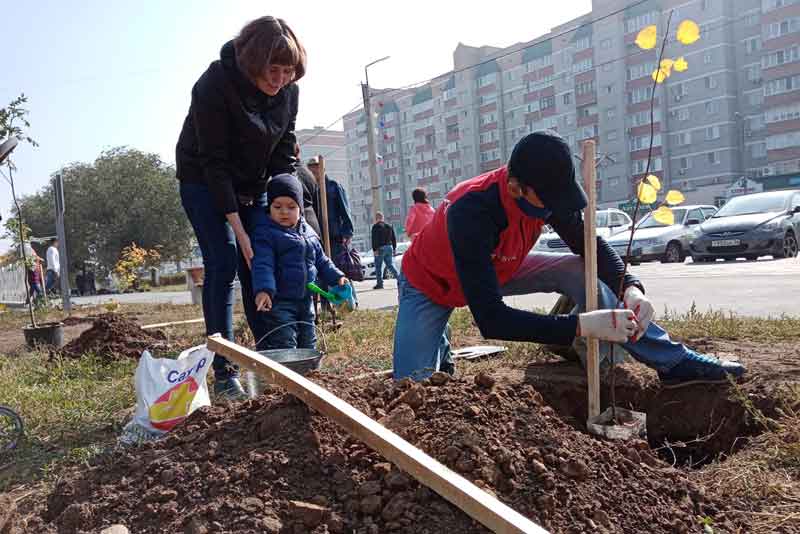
[1, 0, 590, 250]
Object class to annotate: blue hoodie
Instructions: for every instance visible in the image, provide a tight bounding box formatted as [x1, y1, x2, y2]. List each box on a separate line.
[252, 217, 343, 300]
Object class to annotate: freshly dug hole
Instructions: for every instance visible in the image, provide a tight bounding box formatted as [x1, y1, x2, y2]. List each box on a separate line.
[525, 361, 774, 467]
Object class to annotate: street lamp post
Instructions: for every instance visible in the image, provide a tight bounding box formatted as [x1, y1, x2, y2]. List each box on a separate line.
[362, 56, 390, 220]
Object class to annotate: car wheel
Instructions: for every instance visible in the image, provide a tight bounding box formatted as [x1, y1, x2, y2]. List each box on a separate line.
[692, 256, 708, 263]
[662, 242, 683, 263]
[724, 257, 736, 261]
[745, 255, 758, 261]
[778, 231, 799, 259]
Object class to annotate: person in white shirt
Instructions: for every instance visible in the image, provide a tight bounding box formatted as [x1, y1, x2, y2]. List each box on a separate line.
[45, 238, 60, 293]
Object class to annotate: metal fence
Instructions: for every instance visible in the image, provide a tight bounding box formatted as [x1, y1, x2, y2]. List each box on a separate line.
[0, 264, 26, 303]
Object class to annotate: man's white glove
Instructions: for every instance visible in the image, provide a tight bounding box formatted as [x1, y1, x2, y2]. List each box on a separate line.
[578, 309, 638, 343]
[623, 285, 654, 342]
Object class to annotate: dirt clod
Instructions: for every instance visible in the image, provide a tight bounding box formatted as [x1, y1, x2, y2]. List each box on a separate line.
[474, 371, 496, 389]
[59, 314, 170, 360]
[429, 371, 451, 386]
[290, 500, 329, 528]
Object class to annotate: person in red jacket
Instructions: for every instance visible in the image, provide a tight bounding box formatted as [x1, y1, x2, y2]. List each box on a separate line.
[393, 131, 745, 384]
[404, 188, 435, 240]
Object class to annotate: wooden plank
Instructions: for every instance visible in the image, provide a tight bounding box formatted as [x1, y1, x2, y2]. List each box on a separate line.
[581, 140, 601, 419]
[141, 318, 206, 330]
[207, 335, 548, 534]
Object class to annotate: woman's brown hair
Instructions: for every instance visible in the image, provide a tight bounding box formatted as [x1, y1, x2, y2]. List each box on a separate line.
[234, 16, 306, 83]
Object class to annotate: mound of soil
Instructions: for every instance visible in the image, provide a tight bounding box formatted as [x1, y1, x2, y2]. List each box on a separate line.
[58, 314, 170, 360]
[16, 371, 746, 534]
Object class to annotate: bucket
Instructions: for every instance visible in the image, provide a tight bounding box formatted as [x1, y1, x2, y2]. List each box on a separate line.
[23, 321, 64, 349]
[245, 321, 326, 398]
[587, 407, 647, 440]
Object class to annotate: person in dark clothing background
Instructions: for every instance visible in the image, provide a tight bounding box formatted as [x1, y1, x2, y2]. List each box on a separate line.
[293, 143, 321, 236]
[308, 157, 354, 259]
[175, 16, 306, 401]
[371, 212, 398, 289]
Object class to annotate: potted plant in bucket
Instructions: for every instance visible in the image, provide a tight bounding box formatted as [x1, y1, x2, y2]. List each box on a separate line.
[1, 95, 64, 348]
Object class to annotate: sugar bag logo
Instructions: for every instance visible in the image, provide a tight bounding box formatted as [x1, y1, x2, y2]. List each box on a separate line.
[148, 378, 200, 431]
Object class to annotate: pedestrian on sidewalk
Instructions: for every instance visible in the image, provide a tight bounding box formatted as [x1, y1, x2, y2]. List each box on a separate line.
[371, 212, 398, 289]
[45, 238, 60, 295]
[404, 187, 435, 240]
[392, 131, 745, 385]
[175, 16, 306, 401]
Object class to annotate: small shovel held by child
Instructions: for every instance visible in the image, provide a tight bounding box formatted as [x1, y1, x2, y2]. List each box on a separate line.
[307, 282, 355, 313]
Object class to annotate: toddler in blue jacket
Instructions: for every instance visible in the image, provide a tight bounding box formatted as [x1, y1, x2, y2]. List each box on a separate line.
[252, 174, 347, 350]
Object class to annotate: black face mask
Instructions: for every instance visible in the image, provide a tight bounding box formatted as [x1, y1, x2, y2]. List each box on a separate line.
[515, 196, 552, 219]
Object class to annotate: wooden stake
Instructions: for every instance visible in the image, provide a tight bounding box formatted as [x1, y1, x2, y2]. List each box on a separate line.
[581, 140, 600, 419]
[314, 155, 332, 258]
[206, 335, 548, 534]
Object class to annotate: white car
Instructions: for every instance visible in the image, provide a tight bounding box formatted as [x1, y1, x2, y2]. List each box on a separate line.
[362, 241, 411, 279]
[534, 209, 632, 253]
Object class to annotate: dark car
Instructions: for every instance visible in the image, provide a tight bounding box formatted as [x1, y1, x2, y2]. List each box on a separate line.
[690, 189, 800, 262]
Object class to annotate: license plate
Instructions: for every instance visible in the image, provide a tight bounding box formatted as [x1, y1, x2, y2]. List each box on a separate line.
[711, 239, 740, 247]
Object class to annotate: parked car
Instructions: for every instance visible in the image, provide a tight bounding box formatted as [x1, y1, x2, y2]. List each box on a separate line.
[606, 204, 717, 264]
[361, 241, 411, 280]
[534, 209, 633, 252]
[690, 190, 800, 262]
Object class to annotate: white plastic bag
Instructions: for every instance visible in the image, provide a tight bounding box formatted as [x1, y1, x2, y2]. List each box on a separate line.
[120, 345, 212, 444]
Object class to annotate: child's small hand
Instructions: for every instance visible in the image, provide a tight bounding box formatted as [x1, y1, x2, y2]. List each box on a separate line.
[338, 277, 348, 286]
[255, 292, 272, 312]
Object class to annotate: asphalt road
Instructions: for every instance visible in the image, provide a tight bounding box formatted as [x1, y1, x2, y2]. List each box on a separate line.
[72, 256, 799, 318]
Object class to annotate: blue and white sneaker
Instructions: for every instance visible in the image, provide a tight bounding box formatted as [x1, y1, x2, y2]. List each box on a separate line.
[658, 351, 745, 387]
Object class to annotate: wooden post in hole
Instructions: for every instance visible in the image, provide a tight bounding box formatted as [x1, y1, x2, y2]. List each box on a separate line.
[314, 154, 332, 258]
[581, 140, 600, 420]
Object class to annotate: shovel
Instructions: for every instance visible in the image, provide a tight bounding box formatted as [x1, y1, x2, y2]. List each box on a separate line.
[307, 282, 355, 313]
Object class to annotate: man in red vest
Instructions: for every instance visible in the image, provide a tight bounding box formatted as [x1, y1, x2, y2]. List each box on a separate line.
[394, 131, 745, 384]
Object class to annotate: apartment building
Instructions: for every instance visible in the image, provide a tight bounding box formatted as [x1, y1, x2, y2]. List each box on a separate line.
[343, 0, 800, 251]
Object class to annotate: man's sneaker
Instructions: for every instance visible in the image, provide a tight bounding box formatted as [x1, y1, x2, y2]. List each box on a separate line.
[658, 351, 745, 387]
[213, 377, 248, 401]
[373, 284, 383, 290]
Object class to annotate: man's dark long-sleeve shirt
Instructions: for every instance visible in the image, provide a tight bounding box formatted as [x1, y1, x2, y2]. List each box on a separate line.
[371, 221, 397, 251]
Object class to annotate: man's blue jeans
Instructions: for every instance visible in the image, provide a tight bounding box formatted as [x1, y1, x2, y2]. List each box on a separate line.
[393, 252, 693, 381]
[375, 245, 399, 287]
[180, 182, 270, 380]
[257, 297, 316, 350]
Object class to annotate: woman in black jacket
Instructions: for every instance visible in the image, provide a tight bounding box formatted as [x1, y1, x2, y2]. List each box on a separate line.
[176, 16, 306, 400]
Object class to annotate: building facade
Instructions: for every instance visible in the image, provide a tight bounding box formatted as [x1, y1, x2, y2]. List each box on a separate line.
[343, 0, 800, 252]
[296, 127, 347, 191]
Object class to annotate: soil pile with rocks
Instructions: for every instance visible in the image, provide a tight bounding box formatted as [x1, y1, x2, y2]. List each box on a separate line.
[58, 314, 170, 360]
[17, 371, 747, 533]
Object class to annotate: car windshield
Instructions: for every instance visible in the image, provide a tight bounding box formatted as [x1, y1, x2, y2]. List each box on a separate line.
[636, 208, 687, 228]
[713, 192, 790, 217]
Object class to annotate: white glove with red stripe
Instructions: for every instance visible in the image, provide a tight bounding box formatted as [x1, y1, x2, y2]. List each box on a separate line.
[578, 309, 638, 343]
[623, 285, 654, 342]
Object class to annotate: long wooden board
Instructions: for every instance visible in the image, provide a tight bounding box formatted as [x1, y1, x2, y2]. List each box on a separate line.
[207, 335, 548, 534]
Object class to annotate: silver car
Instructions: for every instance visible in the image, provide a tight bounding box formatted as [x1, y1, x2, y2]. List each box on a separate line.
[535, 209, 632, 252]
[606, 205, 717, 264]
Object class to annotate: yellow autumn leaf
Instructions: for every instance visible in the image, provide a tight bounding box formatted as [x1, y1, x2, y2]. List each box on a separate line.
[676, 20, 700, 45]
[645, 174, 662, 191]
[635, 25, 658, 50]
[637, 182, 657, 204]
[665, 190, 686, 206]
[660, 58, 674, 74]
[652, 68, 669, 83]
[674, 56, 688, 72]
[652, 206, 675, 225]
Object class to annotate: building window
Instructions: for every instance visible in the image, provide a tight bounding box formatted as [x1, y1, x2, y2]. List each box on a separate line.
[762, 45, 800, 69]
[540, 96, 556, 110]
[765, 102, 800, 123]
[679, 156, 691, 170]
[768, 18, 800, 39]
[705, 100, 720, 114]
[576, 80, 595, 96]
[629, 133, 661, 151]
[624, 11, 659, 34]
[705, 76, 718, 90]
[705, 125, 721, 140]
[751, 142, 767, 158]
[702, 0, 712, 10]
[678, 108, 690, 121]
[749, 91, 764, 106]
[765, 74, 800, 96]
[572, 59, 593, 74]
[627, 62, 656, 81]
[708, 152, 720, 165]
[525, 54, 553, 71]
[745, 13, 759, 26]
[477, 73, 496, 87]
[575, 36, 591, 51]
[744, 37, 761, 54]
[602, 62, 614, 72]
[609, 177, 620, 187]
[628, 86, 653, 105]
[704, 52, 713, 64]
[766, 132, 800, 150]
[606, 107, 617, 119]
[603, 84, 615, 94]
[673, 132, 691, 146]
[601, 38, 613, 49]
[563, 92, 572, 105]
